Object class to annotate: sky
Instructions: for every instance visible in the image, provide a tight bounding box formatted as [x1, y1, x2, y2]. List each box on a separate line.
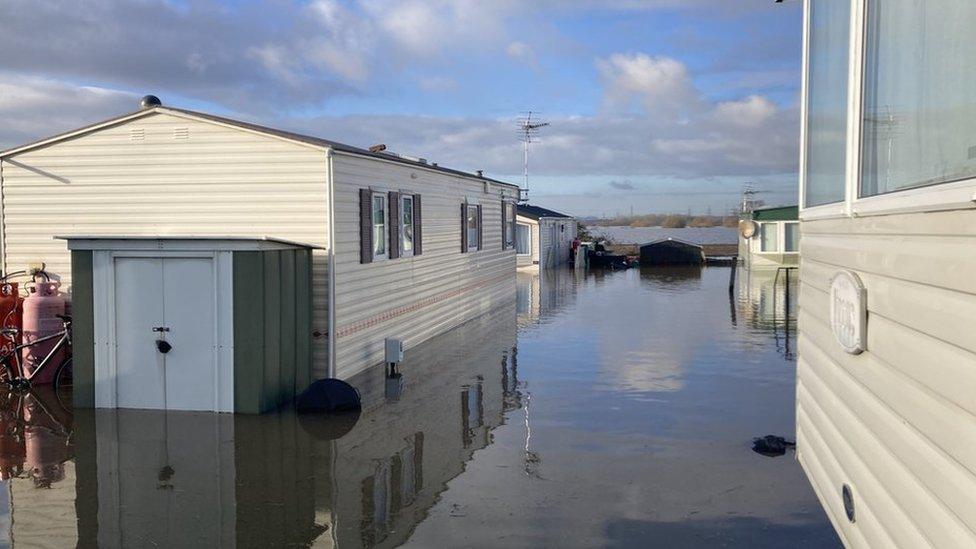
[0, 0, 803, 217]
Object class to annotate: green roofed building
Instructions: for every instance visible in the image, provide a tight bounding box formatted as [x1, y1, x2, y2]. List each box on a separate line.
[737, 205, 799, 270]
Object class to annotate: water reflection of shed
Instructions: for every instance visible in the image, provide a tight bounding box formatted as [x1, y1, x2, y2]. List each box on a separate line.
[3, 303, 519, 548]
[639, 238, 705, 265]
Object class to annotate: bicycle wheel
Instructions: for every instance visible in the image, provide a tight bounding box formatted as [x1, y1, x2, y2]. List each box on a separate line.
[53, 357, 73, 410]
[0, 354, 16, 385]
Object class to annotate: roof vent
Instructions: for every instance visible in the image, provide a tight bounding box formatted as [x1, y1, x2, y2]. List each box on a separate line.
[173, 127, 189, 140]
[476, 170, 484, 177]
[369, 144, 386, 153]
[140, 95, 162, 109]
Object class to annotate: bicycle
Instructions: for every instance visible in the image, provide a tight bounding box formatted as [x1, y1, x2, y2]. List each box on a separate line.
[0, 314, 73, 399]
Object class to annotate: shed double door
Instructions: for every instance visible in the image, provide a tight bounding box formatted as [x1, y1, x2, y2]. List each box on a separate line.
[113, 256, 216, 411]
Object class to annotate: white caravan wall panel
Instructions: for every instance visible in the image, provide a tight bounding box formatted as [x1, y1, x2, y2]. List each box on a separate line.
[797, 209, 976, 547]
[0, 112, 331, 376]
[330, 153, 518, 378]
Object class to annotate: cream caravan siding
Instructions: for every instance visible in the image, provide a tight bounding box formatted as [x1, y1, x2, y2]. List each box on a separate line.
[796, 209, 976, 548]
[537, 218, 577, 268]
[0, 112, 332, 374]
[330, 152, 517, 378]
[515, 215, 538, 267]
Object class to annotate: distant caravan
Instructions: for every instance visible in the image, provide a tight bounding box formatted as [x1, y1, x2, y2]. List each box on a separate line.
[795, 1, 976, 547]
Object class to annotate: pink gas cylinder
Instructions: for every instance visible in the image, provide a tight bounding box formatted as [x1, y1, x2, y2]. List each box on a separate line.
[21, 281, 66, 384]
[23, 392, 67, 487]
[0, 282, 22, 356]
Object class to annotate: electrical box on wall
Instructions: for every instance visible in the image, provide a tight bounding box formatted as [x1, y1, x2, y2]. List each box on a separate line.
[385, 338, 404, 364]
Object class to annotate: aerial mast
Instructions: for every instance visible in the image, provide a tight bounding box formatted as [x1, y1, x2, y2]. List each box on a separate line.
[517, 111, 549, 202]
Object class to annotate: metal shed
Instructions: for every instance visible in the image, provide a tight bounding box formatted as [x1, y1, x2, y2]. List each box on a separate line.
[638, 238, 705, 265]
[62, 236, 316, 413]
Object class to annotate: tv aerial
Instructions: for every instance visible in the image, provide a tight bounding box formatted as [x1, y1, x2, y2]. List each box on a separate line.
[517, 111, 550, 202]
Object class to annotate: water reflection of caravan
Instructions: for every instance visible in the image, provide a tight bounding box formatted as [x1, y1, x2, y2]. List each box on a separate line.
[3, 304, 517, 548]
[515, 268, 579, 328]
[797, 2, 976, 546]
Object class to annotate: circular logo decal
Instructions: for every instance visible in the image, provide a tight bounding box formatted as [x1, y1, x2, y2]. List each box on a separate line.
[829, 271, 867, 354]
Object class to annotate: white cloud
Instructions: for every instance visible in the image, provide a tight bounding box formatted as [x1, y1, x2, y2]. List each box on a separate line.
[713, 95, 777, 127]
[597, 53, 700, 116]
[506, 41, 537, 66]
[247, 44, 303, 86]
[418, 76, 459, 92]
[0, 76, 136, 148]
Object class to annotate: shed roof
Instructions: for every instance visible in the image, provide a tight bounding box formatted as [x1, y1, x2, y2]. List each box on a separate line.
[751, 205, 798, 221]
[516, 204, 574, 220]
[56, 235, 323, 251]
[1, 105, 519, 190]
[639, 237, 703, 249]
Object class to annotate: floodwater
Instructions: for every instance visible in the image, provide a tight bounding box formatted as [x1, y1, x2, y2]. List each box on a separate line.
[0, 265, 838, 548]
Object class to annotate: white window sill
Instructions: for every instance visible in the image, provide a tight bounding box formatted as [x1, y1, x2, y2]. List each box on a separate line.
[853, 178, 976, 217]
[800, 201, 846, 221]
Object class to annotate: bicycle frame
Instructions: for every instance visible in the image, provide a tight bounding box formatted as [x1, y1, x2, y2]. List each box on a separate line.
[1, 327, 71, 384]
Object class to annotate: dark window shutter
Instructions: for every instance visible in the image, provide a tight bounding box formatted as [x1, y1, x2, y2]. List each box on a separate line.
[359, 188, 373, 264]
[509, 204, 517, 251]
[477, 205, 483, 251]
[413, 194, 422, 256]
[388, 191, 400, 259]
[501, 201, 508, 249]
[461, 202, 468, 253]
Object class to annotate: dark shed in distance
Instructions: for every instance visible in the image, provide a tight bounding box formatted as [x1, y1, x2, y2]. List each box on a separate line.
[639, 238, 705, 265]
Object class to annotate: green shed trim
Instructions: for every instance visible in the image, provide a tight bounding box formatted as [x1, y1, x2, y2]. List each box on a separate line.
[71, 250, 96, 408]
[233, 248, 314, 413]
[752, 206, 798, 222]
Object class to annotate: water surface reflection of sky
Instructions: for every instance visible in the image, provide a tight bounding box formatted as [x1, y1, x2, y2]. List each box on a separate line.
[0, 265, 833, 548]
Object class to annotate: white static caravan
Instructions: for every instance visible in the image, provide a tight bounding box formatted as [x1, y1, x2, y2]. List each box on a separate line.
[0, 100, 520, 387]
[797, 2, 976, 547]
[515, 204, 577, 269]
[737, 205, 800, 270]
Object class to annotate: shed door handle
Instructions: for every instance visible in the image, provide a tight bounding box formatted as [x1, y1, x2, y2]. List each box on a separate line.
[152, 326, 170, 333]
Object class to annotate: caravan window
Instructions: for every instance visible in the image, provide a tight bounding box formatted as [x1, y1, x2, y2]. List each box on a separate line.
[516, 223, 531, 255]
[467, 205, 480, 251]
[400, 195, 414, 256]
[860, 1, 976, 196]
[372, 194, 387, 259]
[784, 222, 800, 252]
[804, 0, 850, 207]
[760, 223, 779, 252]
[504, 202, 516, 248]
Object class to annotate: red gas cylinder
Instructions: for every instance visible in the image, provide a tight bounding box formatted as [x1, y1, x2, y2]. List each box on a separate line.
[0, 282, 22, 356]
[22, 281, 66, 384]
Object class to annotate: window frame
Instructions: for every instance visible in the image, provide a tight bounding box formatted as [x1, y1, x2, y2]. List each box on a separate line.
[515, 222, 532, 257]
[753, 221, 800, 255]
[757, 222, 780, 254]
[372, 193, 388, 260]
[784, 222, 801, 253]
[400, 194, 414, 258]
[504, 201, 516, 249]
[800, 0, 976, 221]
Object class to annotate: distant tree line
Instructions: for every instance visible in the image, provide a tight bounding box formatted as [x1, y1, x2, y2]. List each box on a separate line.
[586, 213, 739, 229]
